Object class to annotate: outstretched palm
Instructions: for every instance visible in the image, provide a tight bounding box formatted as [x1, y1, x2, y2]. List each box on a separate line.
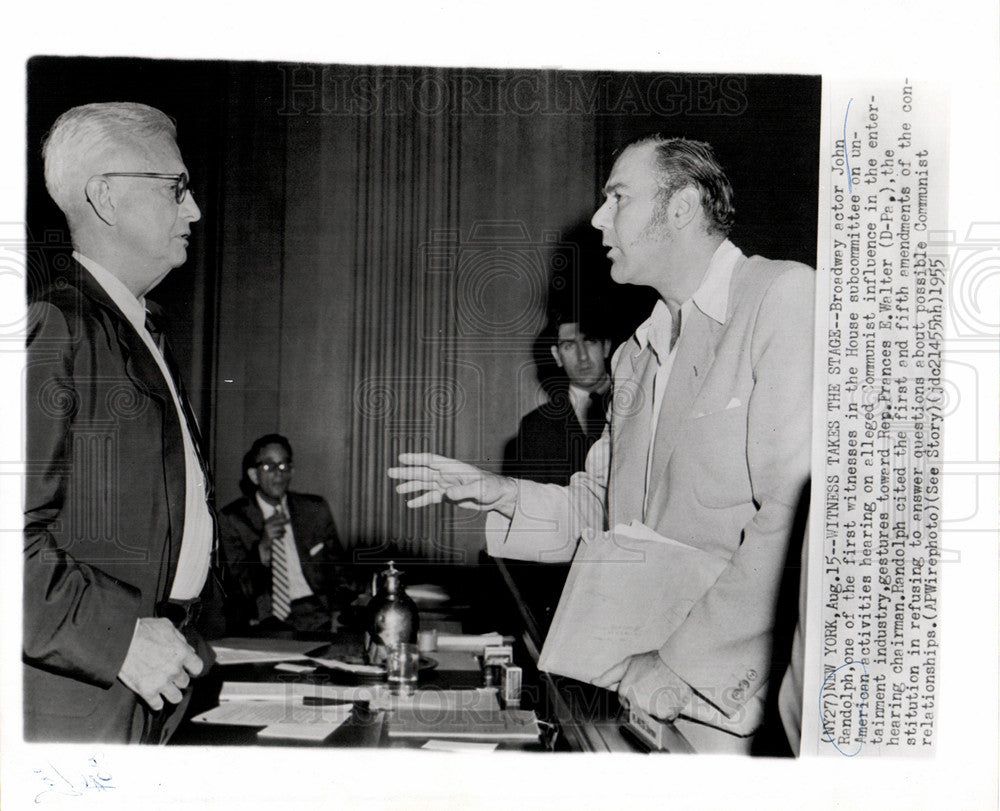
[387, 452, 517, 515]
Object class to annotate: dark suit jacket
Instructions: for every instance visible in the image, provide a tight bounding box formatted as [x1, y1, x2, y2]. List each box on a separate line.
[23, 260, 214, 743]
[502, 386, 608, 486]
[218, 491, 345, 624]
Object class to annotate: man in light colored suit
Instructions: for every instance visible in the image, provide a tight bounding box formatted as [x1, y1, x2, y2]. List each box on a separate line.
[389, 136, 813, 753]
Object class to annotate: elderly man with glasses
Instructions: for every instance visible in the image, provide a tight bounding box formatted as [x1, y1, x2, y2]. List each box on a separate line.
[218, 434, 348, 632]
[24, 102, 217, 743]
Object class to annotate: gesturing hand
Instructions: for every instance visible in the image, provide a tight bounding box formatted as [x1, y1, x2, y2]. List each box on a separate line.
[258, 511, 289, 566]
[387, 453, 518, 518]
[118, 617, 205, 711]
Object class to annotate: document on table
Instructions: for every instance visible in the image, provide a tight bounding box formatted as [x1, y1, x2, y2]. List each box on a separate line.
[219, 681, 383, 703]
[427, 650, 481, 672]
[538, 521, 730, 684]
[387, 709, 540, 741]
[192, 701, 354, 727]
[368, 688, 499, 712]
[421, 740, 499, 752]
[435, 632, 505, 651]
[257, 723, 346, 742]
[309, 656, 384, 675]
[210, 637, 320, 665]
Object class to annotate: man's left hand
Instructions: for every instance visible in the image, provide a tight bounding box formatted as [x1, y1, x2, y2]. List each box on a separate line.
[594, 651, 693, 722]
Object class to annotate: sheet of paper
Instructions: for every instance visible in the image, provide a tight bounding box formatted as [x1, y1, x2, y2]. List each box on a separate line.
[210, 637, 320, 665]
[421, 739, 499, 752]
[274, 662, 317, 674]
[219, 681, 383, 704]
[212, 648, 311, 665]
[369, 688, 498, 712]
[427, 650, 481, 672]
[309, 656, 384, 675]
[405, 583, 449, 605]
[435, 632, 504, 651]
[192, 701, 354, 727]
[387, 709, 539, 741]
[610, 520, 724, 550]
[257, 716, 351, 741]
[538, 525, 729, 685]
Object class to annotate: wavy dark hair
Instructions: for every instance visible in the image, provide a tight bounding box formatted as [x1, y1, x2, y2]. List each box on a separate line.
[633, 135, 736, 236]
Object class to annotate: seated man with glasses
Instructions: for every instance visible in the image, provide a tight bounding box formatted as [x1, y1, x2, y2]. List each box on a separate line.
[219, 434, 349, 632]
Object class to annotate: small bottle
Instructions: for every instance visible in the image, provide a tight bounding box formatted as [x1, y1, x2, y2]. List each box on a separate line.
[367, 561, 419, 663]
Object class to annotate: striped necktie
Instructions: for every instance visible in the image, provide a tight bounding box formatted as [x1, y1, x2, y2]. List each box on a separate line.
[270, 504, 291, 621]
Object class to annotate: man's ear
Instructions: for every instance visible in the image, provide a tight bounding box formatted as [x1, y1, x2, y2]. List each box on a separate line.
[85, 176, 118, 225]
[247, 467, 260, 488]
[601, 339, 611, 359]
[670, 186, 702, 230]
[550, 344, 564, 367]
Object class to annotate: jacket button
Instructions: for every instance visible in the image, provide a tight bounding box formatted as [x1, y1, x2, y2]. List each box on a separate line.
[747, 669, 757, 680]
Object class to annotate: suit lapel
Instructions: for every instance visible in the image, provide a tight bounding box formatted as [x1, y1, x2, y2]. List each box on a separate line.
[645, 307, 723, 519]
[287, 494, 322, 569]
[76, 267, 174, 409]
[651, 309, 718, 463]
[74, 264, 186, 597]
[608, 342, 657, 525]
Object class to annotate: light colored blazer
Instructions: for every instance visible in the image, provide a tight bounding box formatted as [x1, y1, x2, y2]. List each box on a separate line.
[487, 251, 814, 735]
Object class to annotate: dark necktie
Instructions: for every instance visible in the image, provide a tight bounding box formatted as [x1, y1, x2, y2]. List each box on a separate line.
[584, 390, 607, 442]
[144, 305, 212, 489]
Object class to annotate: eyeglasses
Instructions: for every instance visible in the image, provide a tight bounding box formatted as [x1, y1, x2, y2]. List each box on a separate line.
[93, 172, 190, 204]
[256, 461, 293, 474]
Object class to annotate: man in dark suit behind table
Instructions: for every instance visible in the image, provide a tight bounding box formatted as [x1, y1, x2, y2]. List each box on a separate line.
[500, 316, 612, 632]
[219, 434, 349, 632]
[24, 102, 218, 742]
[503, 315, 612, 487]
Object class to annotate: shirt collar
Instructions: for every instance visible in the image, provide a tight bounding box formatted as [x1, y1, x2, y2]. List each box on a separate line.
[255, 492, 288, 517]
[632, 239, 742, 353]
[73, 250, 148, 332]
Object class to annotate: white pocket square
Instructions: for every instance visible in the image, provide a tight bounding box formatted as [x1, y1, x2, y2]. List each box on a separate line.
[692, 397, 743, 419]
[309, 543, 324, 557]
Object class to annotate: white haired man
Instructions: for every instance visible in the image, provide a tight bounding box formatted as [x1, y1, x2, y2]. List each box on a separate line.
[24, 102, 215, 742]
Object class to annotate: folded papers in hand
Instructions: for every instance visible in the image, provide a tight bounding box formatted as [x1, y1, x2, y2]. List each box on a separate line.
[539, 522, 728, 683]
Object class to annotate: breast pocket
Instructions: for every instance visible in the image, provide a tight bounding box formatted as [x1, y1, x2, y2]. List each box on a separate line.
[686, 403, 753, 509]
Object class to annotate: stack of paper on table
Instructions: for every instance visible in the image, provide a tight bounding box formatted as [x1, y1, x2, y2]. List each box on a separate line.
[427, 650, 481, 672]
[196, 682, 370, 741]
[435, 632, 505, 652]
[218, 681, 383, 704]
[192, 701, 354, 727]
[538, 521, 729, 684]
[216, 681, 498, 711]
[368, 688, 498, 712]
[387, 709, 540, 741]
